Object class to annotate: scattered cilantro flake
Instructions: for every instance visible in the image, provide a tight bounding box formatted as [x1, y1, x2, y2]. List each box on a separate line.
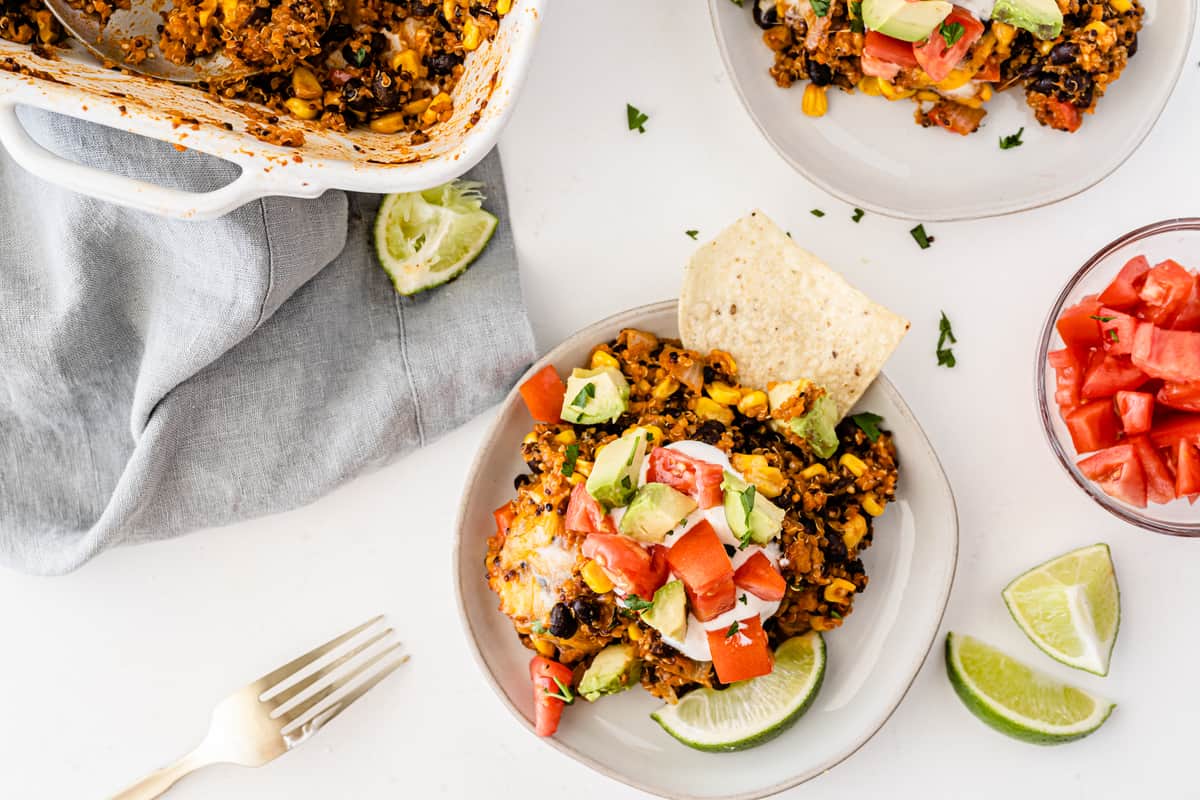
[570, 382, 595, 408]
[624, 594, 654, 611]
[810, 0, 830, 16]
[939, 21, 965, 47]
[1090, 315, 1116, 323]
[352, 47, 369, 66]
[738, 531, 754, 550]
[810, 209, 826, 218]
[626, 103, 649, 134]
[849, 0, 864, 32]
[936, 311, 957, 368]
[544, 676, 575, 704]
[1108, 328, 1120, 344]
[910, 224, 933, 249]
[999, 127, 1025, 150]
[725, 620, 741, 638]
[850, 412, 884, 442]
[561, 444, 579, 477]
[685, 229, 699, 240]
[728, 0, 743, 5]
[851, 208, 865, 223]
[739, 594, 749, 605]
[740, 485, 756, 518]
[830, 609, 842, 619]
[531, 621, 546, 634]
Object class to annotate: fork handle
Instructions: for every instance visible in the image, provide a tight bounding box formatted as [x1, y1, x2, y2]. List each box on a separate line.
[108, 748, 212, 800]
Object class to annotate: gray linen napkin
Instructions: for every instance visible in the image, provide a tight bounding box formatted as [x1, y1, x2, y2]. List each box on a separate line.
[0, 110, 535, 575]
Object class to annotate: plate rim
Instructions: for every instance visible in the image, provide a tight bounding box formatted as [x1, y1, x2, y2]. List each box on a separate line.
[705, 0, 1197, 223]
[452, 299, 961, 800]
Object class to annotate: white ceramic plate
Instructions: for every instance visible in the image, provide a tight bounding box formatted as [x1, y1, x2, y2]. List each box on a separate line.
[454, 301, 959, 800]
[708, 1, 1194, 221]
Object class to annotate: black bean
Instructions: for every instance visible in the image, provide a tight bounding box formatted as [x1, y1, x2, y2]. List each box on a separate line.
[1127, 32, 1138, 57]
[694, 420, 727, 445]
[846, 558, 866, 576]
[425, 51, 463, 75]
[807, 60, 834, 87]
[410, 1, 436, 16]
[1049, 41, 1079, 65]
[1029, 75, 1058, 95]
[752, 0, 779, 29]
[370, 32, 389, 53]
[324, 22, 352, 42]
[571, 597, 601, 626]
[825, 531, 848, 562]
[724, 544, 737, 558]
[548, 602, 579, 638]
[372, 70, 401, 109]
[513, 473, 530, 491]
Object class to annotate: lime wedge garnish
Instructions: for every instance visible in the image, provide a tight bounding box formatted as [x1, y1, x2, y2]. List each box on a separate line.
[945, 632, 1115, 745]
[650, 632, 824, 752]
[373, 180, 499, 296]
[1002, 543, 1119, 676]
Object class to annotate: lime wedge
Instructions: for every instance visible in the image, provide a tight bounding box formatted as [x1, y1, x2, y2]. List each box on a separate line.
[1002, 543, 1119, 676]
[373, 180, 499, 296]
[650, 632, 824, 752]
[945, 632, 1115, 745]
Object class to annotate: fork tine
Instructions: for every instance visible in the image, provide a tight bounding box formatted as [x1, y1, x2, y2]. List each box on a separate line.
[264, 628, 394, 710]
[279, 642, 406, 731]
[298, 653, 409, 737]
[252, 615, 384, 694]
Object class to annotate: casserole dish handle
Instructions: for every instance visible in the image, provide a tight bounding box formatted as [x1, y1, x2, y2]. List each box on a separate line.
[0, 99, 273, 220]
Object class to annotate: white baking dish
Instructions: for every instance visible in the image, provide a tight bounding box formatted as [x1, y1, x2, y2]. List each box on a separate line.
[0, 1, 543, 219]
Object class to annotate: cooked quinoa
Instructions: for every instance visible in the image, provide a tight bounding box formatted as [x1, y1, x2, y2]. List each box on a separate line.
[756, 0, 1143, 135]
[486, 329, 899, 704]
[0, 0, 506, 140]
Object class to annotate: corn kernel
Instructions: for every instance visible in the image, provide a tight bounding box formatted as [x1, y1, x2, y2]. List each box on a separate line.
[957, 96, 984, 109]
[857, 77, 884, 96]
[403, 97, 432, 117]
[197, 0, 217, 25]
[462, 16, 482, 50]
[879, 80, 916, 101]
[555, 429, 576, 445]
[709, 350, 737, 376]
[497, 0, 512, 12]
[736, 390, 768, 417]
[839, 453, 867, 477]
[421, 92, 454, 127]
[1109, 0, 1133, 11]
[533, 638, 556, 657]
[810, 616, 836, 632]
[523, 432, 538, 444]
[979, 84, 993, 102]
[652, 378, 679, 401]
[582, 560, 614, 594]
[824, 578, 857, 604]
[935, 69, 972, 92]
[862, 493, 886, 517]
[291, 66, 322, 100]
[706, 382, 742, 406]
[443, 0, 457, 21]
[33, 10, 53, 42]
[590, 349, 619, 370]
[1084, 20, 1116, 48]
[284, 97, 321, 120]
[390, 49, 423, 78]
[801, 83, 828, 117]
[573, 459, 592, 477]
[732, 453, 766, 473]
[842, 515, 868, 549]
[370, 112, 407, 133]
[627, 624, 642, 642]
[991, 20, 1017, 50]
[916, 90, 941, 103]
[800, 463, 827, 480]
[220, 0, 238, 20]
[568, 472, 585, 485]
[1036, 38, 1056, 55]
[695, 397, 734, 425]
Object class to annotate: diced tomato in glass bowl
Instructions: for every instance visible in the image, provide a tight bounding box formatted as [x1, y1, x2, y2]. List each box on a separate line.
[1038, 220, 1200, 535]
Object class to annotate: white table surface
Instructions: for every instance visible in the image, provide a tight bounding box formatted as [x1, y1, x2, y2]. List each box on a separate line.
[4, 4, 1200, 799]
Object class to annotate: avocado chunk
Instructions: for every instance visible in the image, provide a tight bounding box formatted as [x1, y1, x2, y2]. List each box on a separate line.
[561, 367, 629, 425]
[862, 0, 953, 42]
[578, 643, 643, 702]
[619, 483, 698, 544]
[640, 580, 688, 642]
[768, 380, 840, 459]
[586, 428, 648, 509]
[992, 0, 1062, 40]
[722, 472, 785, 546]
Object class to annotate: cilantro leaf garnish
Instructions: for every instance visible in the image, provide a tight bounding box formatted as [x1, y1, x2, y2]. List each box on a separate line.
[532, 621, 546, 634]
[544, 676, 575, 704]
[626, 103, 649, 134]
[623, 594, 654, 611]
[351, 47, 369, 66]
[810, 208, 826, 218]
[1090, 315, 1116, 323]
[910, 223, 933, 249]
[849, 0, 864, 32]
[725, 620, 741, 638]
[830, 609, 842, 619]
[850, 412, 884, 442]
[740, 485, 756, 519]
[561, 443, 579, 477]
[570, 382, 595, 408]
[939, 21, 965, 47]
[685, 229, 699, 240]
[739, 593, 749, 605]
[999, 127, 1025, 150]
[1107, 328, 1119, 344]
[810, 0, 830, 16]
[936, 311, 957, 368]
[851, 208, 865, 223]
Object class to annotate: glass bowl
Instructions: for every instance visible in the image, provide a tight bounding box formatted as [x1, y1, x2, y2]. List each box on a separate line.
[1036, 219, 1200, 537]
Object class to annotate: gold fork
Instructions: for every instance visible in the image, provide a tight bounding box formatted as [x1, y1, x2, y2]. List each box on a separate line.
[109, 616, 406, 800]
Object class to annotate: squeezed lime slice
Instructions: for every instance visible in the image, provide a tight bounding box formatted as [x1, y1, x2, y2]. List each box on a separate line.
[373, 180, 498, 296]
[1002, 543, 1119, 676]
[945, 632, 1115, 745]
[650, 632, 824, 752]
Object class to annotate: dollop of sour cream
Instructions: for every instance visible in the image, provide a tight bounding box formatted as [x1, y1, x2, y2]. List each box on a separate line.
[608, 441, 783, 662]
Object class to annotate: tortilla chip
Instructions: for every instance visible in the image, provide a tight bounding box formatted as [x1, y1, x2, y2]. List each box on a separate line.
[679, 211, 909, 418]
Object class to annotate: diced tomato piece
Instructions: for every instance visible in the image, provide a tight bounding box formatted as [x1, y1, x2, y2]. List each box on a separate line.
[581, 534, 669, 599]
[1175, 438, 1200, 498]
[926, 102, 986, 136]
[565, 483, 617, 535]
[519, 364, 567, 423]
[1043, 98, 1082, 132]
[1080, 354, 1148, 400]
[1131, 435, 1175, 505]
[1159, 382, 1200, 412]
[975, 54, 1001, 82]
[1172, 276, 1200, 331]
[861, 52, 902, 80]
[1099, 255, 1151, 310]
[494, 501, 516, 538]
[733, 552, 787, 602]
[667, 519, 734, 593]
[1137, 260, 1195, 326]
[1096, 308, 1137, 356]
[1150, 414, 1200, 449]
[1114, 391, 1155, 435]
[1055, 295, 1104, 353]
[863, 31, 919, 68]
[705, 616, 774, 684]
[1064, 400, 1121, 454]
[1131, 324, 1200, 383]
[689, 577, 738, 623]
[912, 7, 984, 83]
[1047, 348, 1084, 409]
[530, 655, 575, 737]
[646, 447, 725, 509]
[1078, 443, 1147, 508]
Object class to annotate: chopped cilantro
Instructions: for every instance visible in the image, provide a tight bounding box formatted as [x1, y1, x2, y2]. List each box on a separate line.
[999, 127, 1025, 150]
[740, 485, 756, 518]
[685, 229, 699, 240]
[936, 311, 957, 368]
[739, 594, 749, 605]
[849, 0, 864, 32]
[939, 21, 965, 47]
[544, 676, 575, 704]
[561, 444, 579, 477]
[810, 209, 826, 218]
[569, 382, 595, 408]
[851, 208, 865, 223]
[1090, 315, 1116, 323]
[626, 103, 649, 134]
[810, 0, 830, 16]
[1108, 328, 1120, 344]
[531, 621, 546, 634]
[351, 47, 369, 66]
[621, 475, 633, 490]
[850, 412, 884, 442]
[910, 224, 933, 249]
[830, 609, 843, 619]
[623, 594, 654, 611]
[725, 621, 741, 638]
